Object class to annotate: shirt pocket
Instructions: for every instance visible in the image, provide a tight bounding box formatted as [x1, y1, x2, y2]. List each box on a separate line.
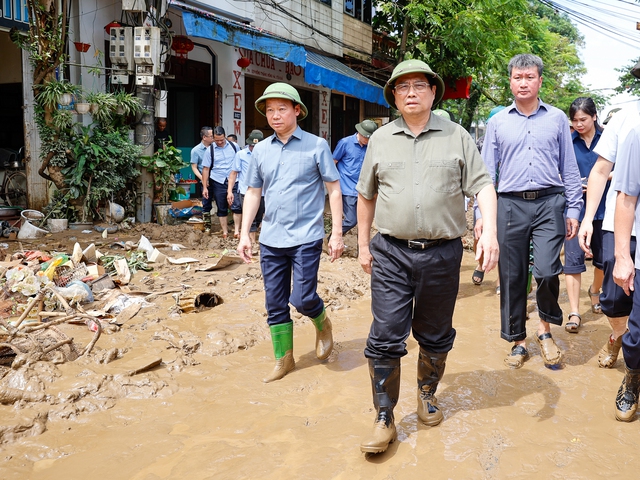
[378, 161, 406, 194]
[427, 158, 460, 193]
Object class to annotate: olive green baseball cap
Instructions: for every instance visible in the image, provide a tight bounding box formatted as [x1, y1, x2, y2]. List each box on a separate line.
[383, 59, 445, 109]
[255, 82, 308, 121]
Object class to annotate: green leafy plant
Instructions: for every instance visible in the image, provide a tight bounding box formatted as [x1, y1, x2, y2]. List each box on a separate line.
[139, 138, 186, 204]
[43, 189, 77, 222]
[35, 79, 79, 110]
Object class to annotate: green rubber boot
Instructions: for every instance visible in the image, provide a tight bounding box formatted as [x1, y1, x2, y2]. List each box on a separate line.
[203, 212, 211, 234]
[311, 309, 333, 360]
[263, 322, 295, 383]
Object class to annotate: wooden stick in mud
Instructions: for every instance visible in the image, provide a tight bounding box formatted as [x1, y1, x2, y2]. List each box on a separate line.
[12, 291, 45, 331]
[81, 319, 101, 356]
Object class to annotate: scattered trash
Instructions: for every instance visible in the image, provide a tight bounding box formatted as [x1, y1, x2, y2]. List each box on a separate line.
[175, 290, 222, 313]
[195, 255, 244, 271]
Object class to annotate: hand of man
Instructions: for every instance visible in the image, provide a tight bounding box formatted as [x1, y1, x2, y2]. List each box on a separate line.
[202, 187, 209, 200]
[577, 220, 593, 254]
[613, 256, 635, 296]
[237, 235, 253, 263]
[226, 191, 234, 206]
[565, 217, 579, 240]
[327, 233, 344, 262]
[476, 231, 499, 273]
[474, 217, 483, 241]
[358, 244, 373, 274]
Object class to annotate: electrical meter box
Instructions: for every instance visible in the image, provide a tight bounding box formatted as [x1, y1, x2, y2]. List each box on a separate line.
[133, 26, 161, 75]
[109, 27, 132, 69]
[122, 0, 146, 12]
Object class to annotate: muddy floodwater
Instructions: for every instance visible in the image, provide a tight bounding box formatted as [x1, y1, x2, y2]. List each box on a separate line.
[1, 224, 639, 479]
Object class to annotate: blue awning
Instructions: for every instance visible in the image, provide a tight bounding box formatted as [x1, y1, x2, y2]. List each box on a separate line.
[178, 7, 387, 107]
[182, 10, 306, 66]
[305, 52, 386, 107]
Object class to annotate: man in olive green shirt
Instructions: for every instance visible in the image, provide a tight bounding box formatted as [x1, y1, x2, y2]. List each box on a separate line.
[356, 59, 499, 454]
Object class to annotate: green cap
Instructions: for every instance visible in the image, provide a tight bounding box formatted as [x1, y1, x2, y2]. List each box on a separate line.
[246, 129, 264, 145]
[255, 83, 308, 121]
[431, 109, 451, 120]
[355, 119, 378, 138]
[383, 59, 445, 109]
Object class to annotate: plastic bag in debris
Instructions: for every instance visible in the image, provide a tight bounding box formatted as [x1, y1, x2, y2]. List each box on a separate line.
[169, 206, 203, 218]
[55, 279, 94, 304]
[107, 294, 151, 315]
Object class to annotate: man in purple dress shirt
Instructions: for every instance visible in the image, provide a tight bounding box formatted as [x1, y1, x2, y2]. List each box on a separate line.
[478, 54, 583, 369]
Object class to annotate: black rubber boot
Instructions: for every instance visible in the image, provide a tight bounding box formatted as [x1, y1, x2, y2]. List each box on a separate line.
[360, 358, 401, 454]
[615, 363, 640, 422]
[417, 348, 447, 426]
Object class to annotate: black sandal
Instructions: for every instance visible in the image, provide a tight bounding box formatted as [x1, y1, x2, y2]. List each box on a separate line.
[565, 312, 582, 333]
[588, 286, 602, 314]
[472, 269, 484, 285]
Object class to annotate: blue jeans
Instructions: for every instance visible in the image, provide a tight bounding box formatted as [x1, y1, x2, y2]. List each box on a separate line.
[260, 239, 324, 326]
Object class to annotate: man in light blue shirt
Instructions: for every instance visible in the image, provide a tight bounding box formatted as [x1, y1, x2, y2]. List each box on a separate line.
[190, 126, 213, 199]
[237, 83, 344, 383]
[333, 119, 378, 235]
[202, 126, 240, 237]
[227, 129, 265, 243]
[479, 53, 583, 369]
[611, 122, 640, 421]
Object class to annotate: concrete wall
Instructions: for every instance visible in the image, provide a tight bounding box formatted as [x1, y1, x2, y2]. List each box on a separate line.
[253, 0, 343, 57]
[342, 14, 372, 61]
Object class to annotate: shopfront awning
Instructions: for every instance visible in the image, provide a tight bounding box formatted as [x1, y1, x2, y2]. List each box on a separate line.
[305, 52, 386, 107]
[177, 6, 387, 107]
[181, 10, 306, 66]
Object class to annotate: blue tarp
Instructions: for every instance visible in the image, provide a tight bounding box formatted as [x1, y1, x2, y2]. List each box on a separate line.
[181, 10, 387, 107]
[182, 10, 306, 66]
[305, 52, 387, 106]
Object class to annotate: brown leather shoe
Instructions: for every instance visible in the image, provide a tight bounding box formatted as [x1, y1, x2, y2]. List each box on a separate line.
[504, 344, 529, 369]
[598, 334, 624, 369]
[535, 332, 562, 366]
[262, 351, 295, 383]
[360, 412, 397, 454]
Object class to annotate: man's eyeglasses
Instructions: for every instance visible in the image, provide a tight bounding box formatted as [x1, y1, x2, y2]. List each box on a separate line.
[394, 81, 431, 95]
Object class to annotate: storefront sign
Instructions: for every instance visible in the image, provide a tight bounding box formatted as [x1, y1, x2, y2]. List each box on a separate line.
[238, 48, 303, 82]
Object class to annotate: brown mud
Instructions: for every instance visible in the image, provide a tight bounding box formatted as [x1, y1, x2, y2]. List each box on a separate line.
[0, 222, 638, 479]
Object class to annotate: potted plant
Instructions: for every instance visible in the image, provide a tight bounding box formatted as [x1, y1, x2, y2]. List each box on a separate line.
[35, 79, 80, 109]
[139, 139, 186, 224]
[42, 189, 76, 231]
[139, 139, 186, 204]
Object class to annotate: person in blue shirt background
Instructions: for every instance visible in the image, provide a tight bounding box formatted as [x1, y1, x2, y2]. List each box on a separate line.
[332, 119, 378, 235]
[563, 97, 607, 333]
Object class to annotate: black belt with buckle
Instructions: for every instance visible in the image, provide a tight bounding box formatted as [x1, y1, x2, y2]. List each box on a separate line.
[499, 187, 565, 200]
[382, 234, 445, 250]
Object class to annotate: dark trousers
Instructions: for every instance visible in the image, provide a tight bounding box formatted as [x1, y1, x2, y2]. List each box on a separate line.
[260, 239, 324, 326]
[623, 272, 640, 370]
[201, 178, 213, 214]
[342, 195, 358, 235]
[601, 231, 636, 318]
[365, 233, 462, 359]
[240, 194, 265, 232]
[497, 193, 566, 342]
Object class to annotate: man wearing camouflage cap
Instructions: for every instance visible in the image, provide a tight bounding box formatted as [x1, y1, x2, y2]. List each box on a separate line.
[227, 129, 265, 242]
[237, 83, 344, 383]
[356, 59, 499, 454]
[333, 119, 378, 235]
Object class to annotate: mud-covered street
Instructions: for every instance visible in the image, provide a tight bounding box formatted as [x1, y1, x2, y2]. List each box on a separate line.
[1, 223, 638, 479]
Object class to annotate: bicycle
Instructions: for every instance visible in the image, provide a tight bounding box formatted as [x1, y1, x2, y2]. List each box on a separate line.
[0, 148, 27, 209]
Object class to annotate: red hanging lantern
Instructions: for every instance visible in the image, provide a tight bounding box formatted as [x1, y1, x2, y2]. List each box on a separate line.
[237, 56, 250, 69]
[105, 21, 121, 35]
[171, 35, 194, 64]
